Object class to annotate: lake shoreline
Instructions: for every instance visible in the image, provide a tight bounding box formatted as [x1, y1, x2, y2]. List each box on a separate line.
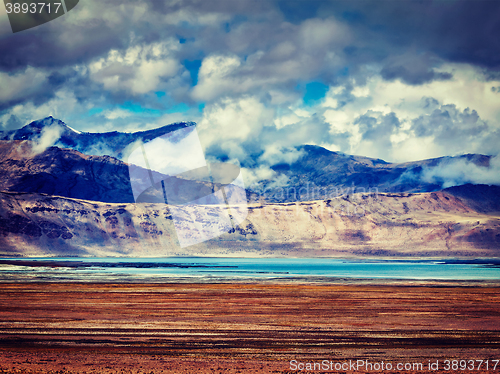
[2, 278, 500, 286]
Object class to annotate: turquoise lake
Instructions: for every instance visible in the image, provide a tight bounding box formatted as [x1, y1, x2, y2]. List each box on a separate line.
[1, 257, 499, 282]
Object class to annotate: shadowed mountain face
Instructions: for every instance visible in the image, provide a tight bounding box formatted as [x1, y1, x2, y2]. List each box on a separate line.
[0, 141, 135, 203]
[0, 140, 498, 205]
[0, 141, 256, 204]
[1, 117, 195, 159]
[256, 145, 494, 202]
[442, 184, 500, 213]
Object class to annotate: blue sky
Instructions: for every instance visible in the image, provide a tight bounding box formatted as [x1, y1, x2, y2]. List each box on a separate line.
[0, 0, 499, 164]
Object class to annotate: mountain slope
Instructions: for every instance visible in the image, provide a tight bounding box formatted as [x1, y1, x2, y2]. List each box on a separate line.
[0, 140, 135, 203]
[442, 184, 500, 213]
[3, 118, 498, 204]
[1, 132, 499, 258]
[0, 140, 256, 204]
[0, 185, 498, 257]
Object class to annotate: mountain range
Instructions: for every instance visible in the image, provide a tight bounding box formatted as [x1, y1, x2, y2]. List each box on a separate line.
[1, 185, 498, 257]
[0, 117, 499, 257]
[261, 145, 494, 201]
[2, 117, 498, 202]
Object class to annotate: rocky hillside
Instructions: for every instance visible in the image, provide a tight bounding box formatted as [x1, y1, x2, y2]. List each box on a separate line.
[1, 185, 498, 258]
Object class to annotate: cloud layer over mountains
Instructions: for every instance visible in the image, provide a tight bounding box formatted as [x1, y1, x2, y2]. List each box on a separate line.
[0, 0, 499, 169]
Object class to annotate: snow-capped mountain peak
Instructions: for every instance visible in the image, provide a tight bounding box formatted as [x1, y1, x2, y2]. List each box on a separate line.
[1, 117, 195, 160]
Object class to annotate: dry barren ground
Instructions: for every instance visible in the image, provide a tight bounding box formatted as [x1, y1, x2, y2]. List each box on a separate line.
[0, 283, 499, 373]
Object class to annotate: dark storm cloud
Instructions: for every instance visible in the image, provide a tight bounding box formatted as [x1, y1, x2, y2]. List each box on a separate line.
[0, 66, 88, 111]
[409, 102, 500, 156]
[412, 104, 488, 139]
[386, 2, 499, 71]
[0, 16, 126, 71]
[1, 0, 499, 75]
[422, 97, 440, 110]
[287, 0, 500, 79]
[380, 61, 453, 85]
[1, 0, 497, 101]
[356, 111, 400, 141]
[352, 111, 401, 157]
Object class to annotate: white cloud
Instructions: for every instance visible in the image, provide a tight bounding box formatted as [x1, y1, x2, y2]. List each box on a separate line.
[273, 106, 312, 129]
[241, 165, 286, 190]
[0, 68, 48, 104]
[368, 63, 500, 125]
[351, 86, 370, 98]
[323, 109, 352, 133]
[103, 108, 133, 120]
[191, 54, 242, 101]
[197, 96, 274, 158]
[127, 126, 206, 178]
[317, 63, 500, 162]
[421, 155, 500, 188]
[31, 123, 64, 155]
[89, 41, 181, 95]
[258, 145, 304, 166]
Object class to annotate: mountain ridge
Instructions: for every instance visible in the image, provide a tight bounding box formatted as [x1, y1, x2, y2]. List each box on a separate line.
[0, 140, 257, 204]
[1, 116, 196, 159]
[255, 144, 497, 201]
[1, 136, 498, 204]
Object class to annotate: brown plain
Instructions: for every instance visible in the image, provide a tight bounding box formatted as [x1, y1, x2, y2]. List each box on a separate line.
[0, 283, 500, 373]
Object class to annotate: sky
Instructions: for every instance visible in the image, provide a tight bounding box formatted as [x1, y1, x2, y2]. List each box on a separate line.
[0, 0, 499, 168]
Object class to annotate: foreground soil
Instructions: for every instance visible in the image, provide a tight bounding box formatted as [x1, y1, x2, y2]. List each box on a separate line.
[0, 283, 499, 373]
